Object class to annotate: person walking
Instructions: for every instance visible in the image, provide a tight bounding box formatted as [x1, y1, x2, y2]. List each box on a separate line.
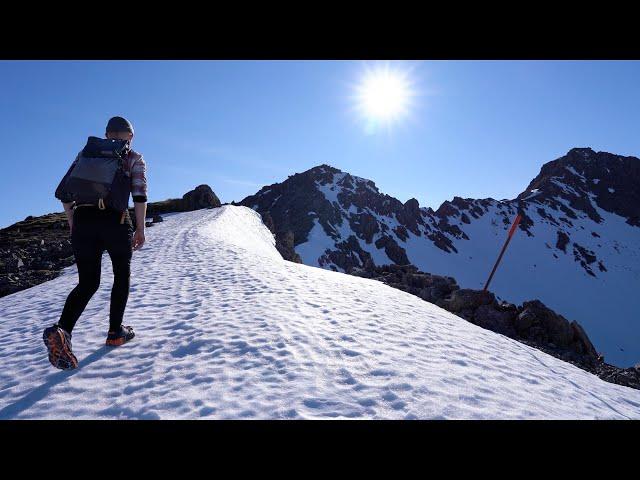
[43, 116, 148, 370]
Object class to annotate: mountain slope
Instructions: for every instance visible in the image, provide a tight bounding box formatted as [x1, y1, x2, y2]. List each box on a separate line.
[1, 206, 639, 419]
[240, 149, 640, 366]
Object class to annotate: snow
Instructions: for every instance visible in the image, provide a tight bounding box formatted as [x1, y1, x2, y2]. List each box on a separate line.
[551, 178, 581, 197]
[295, 218, 335, 266]
[315, 173, 347, 206]
[1, 205, 639, 419]
[295, 172, 640, 366]
[416, 197, 640, 367]
[566, 165, 586, 181]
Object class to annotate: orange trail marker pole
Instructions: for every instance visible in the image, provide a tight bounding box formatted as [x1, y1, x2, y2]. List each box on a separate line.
[483, 213, 522, 292]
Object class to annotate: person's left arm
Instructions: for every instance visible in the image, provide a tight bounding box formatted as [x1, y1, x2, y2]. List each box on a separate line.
[131, 154, 148, 250]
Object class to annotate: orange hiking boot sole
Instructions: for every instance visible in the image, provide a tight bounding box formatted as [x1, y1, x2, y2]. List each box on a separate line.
[106, 337, 127, 347]
[105, 326, 135, 347]
[43, 328, 78, 370]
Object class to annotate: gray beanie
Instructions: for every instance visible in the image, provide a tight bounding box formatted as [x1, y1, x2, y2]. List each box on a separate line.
[106, 116, 134, 135]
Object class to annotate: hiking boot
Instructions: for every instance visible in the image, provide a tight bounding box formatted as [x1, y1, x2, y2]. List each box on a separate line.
[106, 325, 135, 347]
[43, 324, 78, 370]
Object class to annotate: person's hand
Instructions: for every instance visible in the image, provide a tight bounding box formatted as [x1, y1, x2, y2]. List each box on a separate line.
[68, 219, 73, 234]
[133, 228, 145, 250]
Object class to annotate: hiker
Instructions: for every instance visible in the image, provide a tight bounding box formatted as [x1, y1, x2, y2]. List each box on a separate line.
[43, 116, 148, 370]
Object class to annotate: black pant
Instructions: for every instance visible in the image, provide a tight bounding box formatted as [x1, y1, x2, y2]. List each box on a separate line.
[58, 207, 133, 333]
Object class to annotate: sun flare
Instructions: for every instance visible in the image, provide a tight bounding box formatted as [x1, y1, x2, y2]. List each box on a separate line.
[355, 64, 413, 123]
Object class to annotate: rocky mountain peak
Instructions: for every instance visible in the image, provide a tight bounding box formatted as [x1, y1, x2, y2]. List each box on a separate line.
[519, 148, 640, 227]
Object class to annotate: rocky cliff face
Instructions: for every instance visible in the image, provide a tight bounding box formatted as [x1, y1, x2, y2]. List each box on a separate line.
[241, 148, 640, 277]
[519, 147, 640, 227]
[240, 149, 640, 367]
[240, 164, 436, 268]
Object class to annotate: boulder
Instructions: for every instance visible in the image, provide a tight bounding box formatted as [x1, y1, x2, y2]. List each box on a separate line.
[570, 321, 598, 359]
[448, 289, 496, 313]
[514, 309, 536, 332]
[473, 304, 517, 337]
[407, 273, 432, 289]
[182, 185, 221, 211]
[404, 198, 420, 216]
[516, 300, 574, 347]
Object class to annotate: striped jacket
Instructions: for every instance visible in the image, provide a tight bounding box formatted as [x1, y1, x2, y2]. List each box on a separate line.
[56, 149, 148, 205]
[125, 149, 148, 203]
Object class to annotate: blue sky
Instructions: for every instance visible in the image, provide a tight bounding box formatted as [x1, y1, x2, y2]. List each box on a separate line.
[1, 60, 639, 228]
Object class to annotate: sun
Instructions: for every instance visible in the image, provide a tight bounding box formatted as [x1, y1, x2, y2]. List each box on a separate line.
[354, 64, 414, 124]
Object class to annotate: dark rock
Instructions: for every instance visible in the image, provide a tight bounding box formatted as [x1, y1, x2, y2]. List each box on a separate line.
[472, 304, 517, 337]
[515, 309, 535, 332]
[516, 300, 575, 348]
[145, 185, 221, 218]
[182, 185, 221, 211]
[275, 230, 302, 264]
[404, 198, 420, 216]
[258, 211, 301, 263]
[427, 231, 458, 254]
[556, 231, 570, 253]
[448, 289, 496, 313]
[572, 242, 598, 277]
[354, 213, 379, 243]
[374, 235, 409, 265]
[519, 148, 640, 227]
[571, 321, 598, 358]
[320, 235, 374, 272]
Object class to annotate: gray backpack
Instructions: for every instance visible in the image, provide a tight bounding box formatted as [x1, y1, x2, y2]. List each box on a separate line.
[55, 136, 131, 212]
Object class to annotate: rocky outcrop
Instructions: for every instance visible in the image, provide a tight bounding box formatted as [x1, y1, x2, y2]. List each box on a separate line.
[182, 185, 221, 211]
[519, 148, 640, 227]
[259, 211, 302, 264]
[145, 184, 221, 219]
[351, 263, 640, 390]
[515, 300, 579, 349]
[319, 235, 373, 272]
[0, 213, 74, 297]
[374, 235, 409, 265]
